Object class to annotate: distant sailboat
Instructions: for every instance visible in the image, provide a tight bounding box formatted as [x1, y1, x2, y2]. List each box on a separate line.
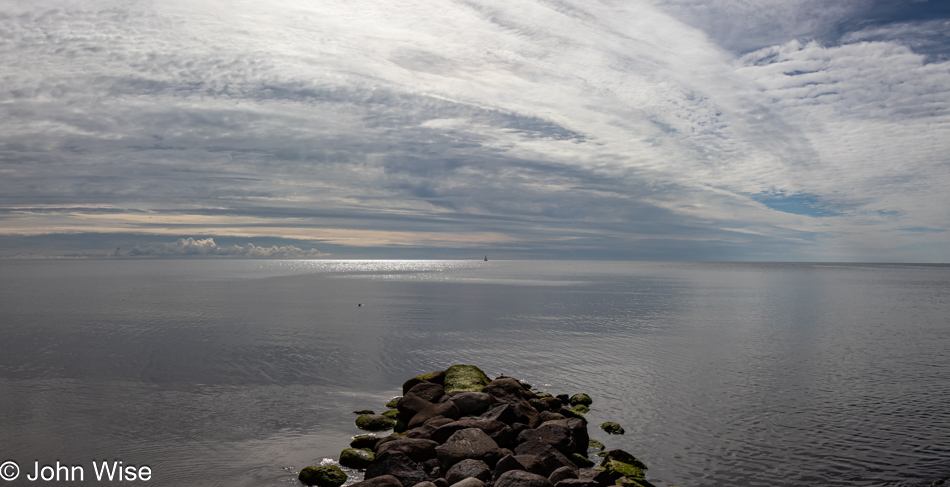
[484, 255, 488, 261]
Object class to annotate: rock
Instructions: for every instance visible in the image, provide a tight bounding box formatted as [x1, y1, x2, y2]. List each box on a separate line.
[405, 424, 439, 440]
[556, 394, 570, 403]
[494, 470, 555, 487]
[377, 438, 440, 463]
[433, 479, 449, 487]
[431, 419, 513, 447]
[571, 405, 590, 415]
[409, 401, 462, 429]
[492, 454, 528, 481]
[569, 394, 592, 407]
[299, 465, 347, 487]
[444, 365, 491, 394]
[577, 468, 614, 485]
[554, 479, 602, 487]
[356, 414, 396, 431]
[416, 369, 447, 384]
[451, 478, 486, 487]
[425, 417, 457, 428]
[587, 439, 604, 451]
[340, 448, 375, 469]
[616, 477, 657, 487]
[539, 411, 566, 423]
[435, 427, 501, 470]
[355, 410, 376, 415]
[569, 453, 593, 468]
[415, 482, 439, 487]
[513, 454, 549, 477]
[408, 381, 446, 403]
[558, 407, 586, 422]
[516, 422, 575, 455]
[386, 398, 401, 408]
[600, 450, 647, 471]
[540, 397, 563, 411]
[450, 392, 496, 416]
[599, 422, 624, 435]
[444, 459, 491, 485]
[349, 474, 403, 487]
[351, 435, 380, 449]
[544, 418, 588, 454]
[397, 394, 434, 422]
[547, 466, 578, 485]
[364, 451, 429, 487]
[383, 409, 401, 419]
[514, 440, 578, 476]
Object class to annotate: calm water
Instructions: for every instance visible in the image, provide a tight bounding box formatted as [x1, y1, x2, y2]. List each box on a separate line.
[1, 260, 948, 486]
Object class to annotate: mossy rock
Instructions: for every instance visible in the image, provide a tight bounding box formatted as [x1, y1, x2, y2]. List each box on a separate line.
[572, 404, 590, 414]
[299, 465, 347, 487]
[339, 448, 375, 469]
[616, 477, 657, 487]
[589, 439, 605, 450]
[570, 393, 593, 406]
[355, 414, 395, 431]
[382, 408, 400, 419]
[571, 452, 595, 468]
[443, 364, 490, 394]
[600, 422, 624, 435]
[561, 407, 586, 421]
[600, 460, 646, 482]
[601, 450, 647, 471]
[385, 397, 401, 408]
[392, 418, 407, 433]
[350, 435, 378, 449]
[536, 392, 553, 398]
[415, 370, 446, 383]
[556, 394, 570, 403]
[353, 409, 375, 415]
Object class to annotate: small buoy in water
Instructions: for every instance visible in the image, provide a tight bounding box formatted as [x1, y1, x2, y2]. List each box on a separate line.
[358, 303, 362, 307]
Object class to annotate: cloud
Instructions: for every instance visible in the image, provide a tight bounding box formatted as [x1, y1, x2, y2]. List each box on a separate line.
[115, 237, 321, 258]
[0, 0, 949, 261]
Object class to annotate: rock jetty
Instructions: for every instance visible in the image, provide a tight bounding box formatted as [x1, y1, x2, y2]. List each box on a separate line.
[298, 364, 656, 487]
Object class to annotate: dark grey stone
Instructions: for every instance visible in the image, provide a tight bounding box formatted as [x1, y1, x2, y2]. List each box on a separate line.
[435, 428, 501, 470]
[376, 438, 439, 463]
[548, 466, 578, 485]
[364, 451, 429, 487]
[450, 392, 496, 416]
[444, 459, 491, 485]
[494, 470, 554, 487]
[408, 381, 446, 403]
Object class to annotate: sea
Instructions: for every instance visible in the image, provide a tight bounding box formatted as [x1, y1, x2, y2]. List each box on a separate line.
[1, 260, 948, 487]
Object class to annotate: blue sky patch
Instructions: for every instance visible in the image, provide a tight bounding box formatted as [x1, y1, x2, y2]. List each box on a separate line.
[753, 193, 841, 217]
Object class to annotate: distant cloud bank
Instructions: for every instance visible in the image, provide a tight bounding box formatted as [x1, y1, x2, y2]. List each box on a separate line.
[115, 238, 321, 259]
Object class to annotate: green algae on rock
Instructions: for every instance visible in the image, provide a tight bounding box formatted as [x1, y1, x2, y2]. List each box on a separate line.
[442, 364, 490, 394]
[339, 448, 375, 469]
[588, 438, 606, 450]
[572, 404, 590, 414]
[298, 465, 347, 487]
[570, 393, 593, 406]
[600, 421, 625, 434]
[355, 414, 396, 431]
[350, 434, 379, 449]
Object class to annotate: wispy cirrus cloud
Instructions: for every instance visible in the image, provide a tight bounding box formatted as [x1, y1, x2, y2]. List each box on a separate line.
[1, 0, 948, 261]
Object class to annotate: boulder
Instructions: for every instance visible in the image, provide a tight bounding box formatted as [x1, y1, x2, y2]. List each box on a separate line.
[516, 422, 574, 455]
[376, 438, 440, 463]
[577, 468, 614, 485]
[356, 414, 396, 431]
[568, 394, 592, 407]
[451, 478, 486, 487]
[299, 465, 347, 487]
[587, 439, 604, 451]
[351, 435, 380, 449]
[492, 454, 528, 481]
[599, 422, 624, 435]
[539, 411, 566, 423]
[513, 455, 550, 477]
[600, 450, 647, 470]
[569, 453, 593, 468]
[444, 459, 491, 485]
[340, 448, 375, 469]
[431, 419, 514, 447]
[435, 427, 501, 470]
[451, 392, 496, 416]
[407, 381, 446, 403]
[397, 395, 434, 422]
[443, 365, 490, 394]
[548, 466, 578, 485]
[494, 470, 555, 487]
[348, 474, 403, 487]
[514, 440, 577, 476]
[540, 397, 563, 410]
[554, 479, 602, 487]
[364, 451, 429, 487]
[408, 401, 462, 429]
[544, 418, 588, 454]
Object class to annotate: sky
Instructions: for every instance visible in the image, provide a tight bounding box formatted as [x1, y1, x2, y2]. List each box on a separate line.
[1, 0, 949, 261]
